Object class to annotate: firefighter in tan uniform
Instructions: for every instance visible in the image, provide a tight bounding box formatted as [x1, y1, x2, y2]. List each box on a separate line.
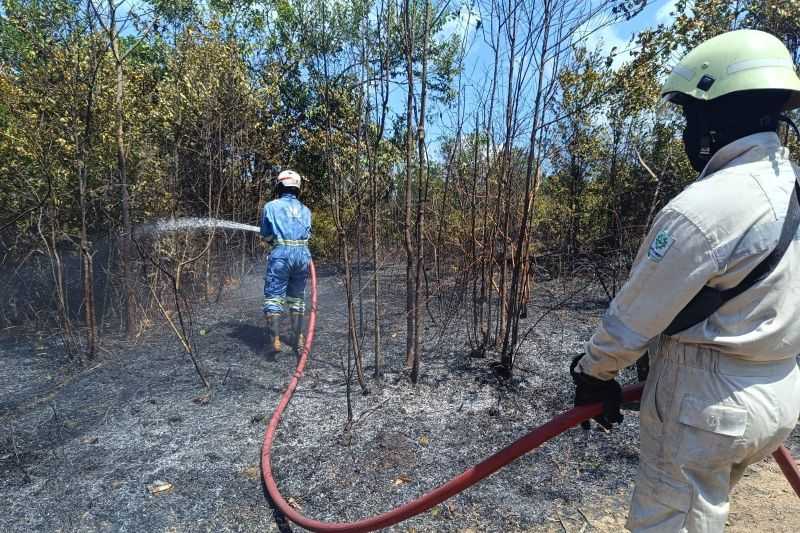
[570, 30, 800, 532]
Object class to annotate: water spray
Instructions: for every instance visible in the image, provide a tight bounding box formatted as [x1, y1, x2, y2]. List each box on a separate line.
[139, 217, 260, 235]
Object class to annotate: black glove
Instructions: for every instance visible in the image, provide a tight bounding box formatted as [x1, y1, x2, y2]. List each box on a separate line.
[570, 354, 623, 431]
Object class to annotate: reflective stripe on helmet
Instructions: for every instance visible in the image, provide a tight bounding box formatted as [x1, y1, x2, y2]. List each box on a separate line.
[670, 64, 694, 81]
[727, 58, 794, 74]
[276, 170, 302, 189]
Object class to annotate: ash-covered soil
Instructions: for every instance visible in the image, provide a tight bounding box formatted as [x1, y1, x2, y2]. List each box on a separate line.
[2, 261, 798, 532]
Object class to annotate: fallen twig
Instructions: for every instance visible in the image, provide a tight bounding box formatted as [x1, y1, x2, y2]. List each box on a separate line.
[352, 397, 391, 428]
[10, 426, 31, 484]
[555, 508, 569, 533]
[577, 507, 593, 530]
[0, 362, 104, 425]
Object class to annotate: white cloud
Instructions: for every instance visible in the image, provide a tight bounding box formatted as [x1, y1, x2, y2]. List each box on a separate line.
[437, 3, 481, 45]
[575, 18, 631, 70]
[655, 0, 681, 24]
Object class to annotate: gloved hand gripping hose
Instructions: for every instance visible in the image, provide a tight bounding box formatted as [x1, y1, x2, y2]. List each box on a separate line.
[261, 260, 800, 533]
[571, 354, 624, 430]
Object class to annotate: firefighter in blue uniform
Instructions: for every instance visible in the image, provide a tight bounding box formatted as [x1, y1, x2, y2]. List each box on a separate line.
[260, 170, 312, 356]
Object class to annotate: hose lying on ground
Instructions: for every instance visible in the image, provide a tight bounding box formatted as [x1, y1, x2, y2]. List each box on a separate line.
[261, 260, 800, 533]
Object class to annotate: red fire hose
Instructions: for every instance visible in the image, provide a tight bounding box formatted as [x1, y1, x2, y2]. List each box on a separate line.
[261, 260, 800, 532]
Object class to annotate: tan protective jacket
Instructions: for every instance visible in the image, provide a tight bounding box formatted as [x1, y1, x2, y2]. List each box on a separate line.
[580, 132, 800, 380]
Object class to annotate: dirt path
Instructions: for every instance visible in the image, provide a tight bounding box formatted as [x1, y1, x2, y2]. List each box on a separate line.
[1, 263, 798, 532]
[535, 457, 800, 532]
[728, 459, 800, 532]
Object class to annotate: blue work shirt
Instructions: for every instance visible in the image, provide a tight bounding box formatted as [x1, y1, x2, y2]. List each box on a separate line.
[260, 193, 312, 246]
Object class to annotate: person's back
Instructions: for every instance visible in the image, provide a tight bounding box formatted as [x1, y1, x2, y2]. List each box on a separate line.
[667, 132, 800, 360]
[261, 194, 311, 247]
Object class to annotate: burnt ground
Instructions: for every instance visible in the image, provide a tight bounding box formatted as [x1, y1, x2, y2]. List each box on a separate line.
[1, 261, 799, 532]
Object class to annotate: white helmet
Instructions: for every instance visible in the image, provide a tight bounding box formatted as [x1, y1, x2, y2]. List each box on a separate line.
[276, 169, 302, 189]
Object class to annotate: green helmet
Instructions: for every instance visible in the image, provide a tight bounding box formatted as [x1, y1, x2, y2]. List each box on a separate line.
[660, 29, 800, 110]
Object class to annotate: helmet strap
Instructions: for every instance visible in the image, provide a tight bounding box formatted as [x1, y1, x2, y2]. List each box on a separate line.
[276, 183, 300, 198]
[683, 105, 713, 172]
[699, 130, 714, 158]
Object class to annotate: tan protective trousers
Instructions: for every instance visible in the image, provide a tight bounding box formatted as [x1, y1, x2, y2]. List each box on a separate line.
[627, 336, 800, 532]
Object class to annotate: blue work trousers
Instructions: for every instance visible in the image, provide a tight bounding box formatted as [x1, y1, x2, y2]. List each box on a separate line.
[263, 245, 310, 315]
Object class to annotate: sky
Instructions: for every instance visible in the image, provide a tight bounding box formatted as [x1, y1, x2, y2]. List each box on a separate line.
[438, 0, 682, 64]
[409, 0, 684, 153]
[579, 0, 682, 68]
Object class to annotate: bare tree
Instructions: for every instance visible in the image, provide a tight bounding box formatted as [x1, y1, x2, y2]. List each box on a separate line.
[91, 0, 158, 339]
[362, 0, 392, 380]
[410, 0, 432, 384]
[402, 0, 417, 371]
[72, 1, 109, 359]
